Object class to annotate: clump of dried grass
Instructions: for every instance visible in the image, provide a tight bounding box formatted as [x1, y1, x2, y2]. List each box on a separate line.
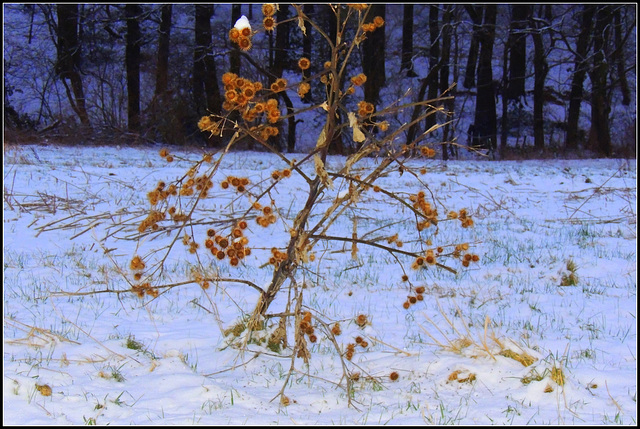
[419, 300, 537, 367]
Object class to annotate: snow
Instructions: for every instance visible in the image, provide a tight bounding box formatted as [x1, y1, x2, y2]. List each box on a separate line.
[234, 15, 251, 31]
[3, 144, 636, 425]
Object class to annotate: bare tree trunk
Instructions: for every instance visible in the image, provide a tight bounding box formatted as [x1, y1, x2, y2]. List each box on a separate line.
[401, 5, 417, 77]
[589, 6, 614, 156]
[269, 4, 296, 153]
[155, 5, 172, 97]
[194, 5, 222, 146]
[424, 5, 440, 134]
[473, 5, 497, 157]
[500, 25, 509, 159]
[613, 8, 631, 106]
[230, 5, 242, 75]
[530, 8, 549, 151]
[463, 5, 483, 89]
[362, 4, 386, 105]
[439, 5, 454, 160]
[506, 5, 529, 101]
[565, 5, 595, 150]
[125, 4, 142, 132]
[55, 4, 90, 126]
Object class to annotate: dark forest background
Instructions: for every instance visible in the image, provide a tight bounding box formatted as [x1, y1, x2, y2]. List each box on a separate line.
[3, 4, 637, 159]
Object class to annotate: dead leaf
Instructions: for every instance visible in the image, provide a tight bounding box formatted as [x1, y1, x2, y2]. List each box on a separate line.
[314, 154, 334, 189]
[315, 126, 328, 149]
[348, 112, 366, 143]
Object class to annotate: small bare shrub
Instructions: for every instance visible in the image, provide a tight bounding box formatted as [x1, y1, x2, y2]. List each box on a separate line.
[56, 4, 480, 405]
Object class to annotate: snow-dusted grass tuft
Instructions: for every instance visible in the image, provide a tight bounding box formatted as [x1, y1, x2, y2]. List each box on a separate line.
[3, 144, 636, 425]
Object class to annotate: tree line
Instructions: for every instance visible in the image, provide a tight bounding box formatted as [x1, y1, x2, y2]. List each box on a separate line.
[3, 4, 636, 158]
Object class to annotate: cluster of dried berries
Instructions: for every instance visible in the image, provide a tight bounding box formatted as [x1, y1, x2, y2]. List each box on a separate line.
[299, 311, 317, 343]
[420, 146, 437, 158]
[355, 335, 369, 348]
[403, 286, 425, 309]
[229, 20, 253, 51]
[236, 96, 281, 126]
[159, 148, 174, 163]
[350, 73, 367, 87]
[147, 181, 178, 206]
[221, 72, 262, 111]
[206, 226, 251, 267]
[458, 208, 474, 228]
[254, 203, 278, 228]
[271, 168, 292, 181]
[268, 247, 287, 267]
[461, 252, 480, 267]
[130, 255, 145, 275]
[411, 249, 437, 270]
[409, 190, 439, 231]
[386, 233, 404, 248]
[138, 210, 166, 233]
[361, 16, 384, 33]
[451, 242, 479, 267]
[179, 174, 214, 198]
[347, 4, 369, 11]
[131, 282, 159, 299]
[355, 314, 368, 328]
[345, 342, 356, 361]
[220, 175, 250, 193]
[270, 77, 287, 93]
[262, 4, 276, 31]
[167, 206, 189, 223]
[192, 271, 210, 290]
[331, 322, 342, 336]
[197, 116, 220, 136]
[253, 125, 279, 141]
[182, 233, 200, 254]
[297, 82, 310, 99]
[262, 3, 276, 16]
[357, 100, 375, 117]
[297, 57, 310, 71]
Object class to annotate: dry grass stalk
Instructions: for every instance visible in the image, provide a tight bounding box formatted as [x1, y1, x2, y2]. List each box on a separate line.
[419, 301, 537, 366]
[4, 317, 81, 347]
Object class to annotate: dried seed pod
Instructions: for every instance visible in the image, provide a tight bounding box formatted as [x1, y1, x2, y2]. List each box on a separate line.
[331, 323, 342, 336]
[36, 384, 52, 397]
[389, 371, 399, 381]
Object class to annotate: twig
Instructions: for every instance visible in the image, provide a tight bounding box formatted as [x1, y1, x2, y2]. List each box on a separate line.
[367, 336, 415, 357]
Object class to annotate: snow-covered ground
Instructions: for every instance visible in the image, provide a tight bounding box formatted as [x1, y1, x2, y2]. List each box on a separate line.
[3, 144, 636, 425]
